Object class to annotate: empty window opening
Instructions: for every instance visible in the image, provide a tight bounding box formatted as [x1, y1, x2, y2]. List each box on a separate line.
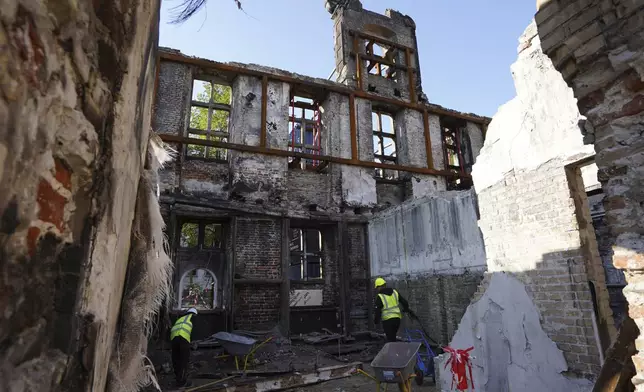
[289, 228, 323, 281]
[180, 221, 224, 250]
[178, 268, 217, 310]
[188, 79, 231, 161]
[365, 41, 397, 80]
[441, 118, 474, 190]
[289, 95, 323, 170]
[372, 111, 397, 180]
[180, 222, 199, 248]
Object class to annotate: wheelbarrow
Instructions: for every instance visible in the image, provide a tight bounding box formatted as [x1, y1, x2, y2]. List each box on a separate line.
[355, 342, 421, 392]
[212, 332, 273, 372]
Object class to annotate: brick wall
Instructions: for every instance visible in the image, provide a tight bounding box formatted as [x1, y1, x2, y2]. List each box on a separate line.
[235, 218, 281, 280]
[389, 272, 484, 345]
[536, 0, 644, 385]
[478, 161, 604, 376]
[234, 285, 281, 330]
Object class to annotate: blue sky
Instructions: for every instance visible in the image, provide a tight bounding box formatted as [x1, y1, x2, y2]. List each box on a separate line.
[159, 0, 536, 117]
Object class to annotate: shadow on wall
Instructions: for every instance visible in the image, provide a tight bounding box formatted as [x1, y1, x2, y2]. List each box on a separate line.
[436, 247, 632, 392]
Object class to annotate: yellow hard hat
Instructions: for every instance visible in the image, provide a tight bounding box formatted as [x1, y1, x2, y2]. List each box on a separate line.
[374, 277, 386, 288]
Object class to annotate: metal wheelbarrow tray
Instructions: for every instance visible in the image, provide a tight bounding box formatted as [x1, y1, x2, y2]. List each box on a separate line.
[212, 332, 257, 356]
[370, 342, 421, 384]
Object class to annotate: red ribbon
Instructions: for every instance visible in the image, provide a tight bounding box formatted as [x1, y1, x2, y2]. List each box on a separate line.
[444, 346, 474, 391]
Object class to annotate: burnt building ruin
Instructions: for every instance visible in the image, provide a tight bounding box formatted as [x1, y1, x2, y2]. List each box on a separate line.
[153, 2, 489, 342]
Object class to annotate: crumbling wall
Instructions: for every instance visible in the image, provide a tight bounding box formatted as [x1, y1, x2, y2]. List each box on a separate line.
[0, 0, 161, 391]
[436, 273, 594, 392]
[368, 190, 486, 344]
[535, 0, 644, 385]
[463, 21, 615, 381]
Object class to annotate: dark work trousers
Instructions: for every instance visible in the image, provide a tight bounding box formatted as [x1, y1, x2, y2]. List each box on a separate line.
[382, 318, 401, 342]
[171, 337, 191, 386]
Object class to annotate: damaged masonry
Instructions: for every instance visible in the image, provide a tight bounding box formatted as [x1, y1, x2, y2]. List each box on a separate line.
[2, 0, 644, 391]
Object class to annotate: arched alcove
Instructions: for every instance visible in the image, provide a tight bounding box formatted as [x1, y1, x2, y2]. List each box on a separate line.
[178, 268, 218, 310]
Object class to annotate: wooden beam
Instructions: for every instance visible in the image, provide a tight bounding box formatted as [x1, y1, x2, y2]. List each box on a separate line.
[337, 222, 350, 336]
[423, 109, 433, 169]
[363, 224, 374, 331]
[260, 75, 268, 148]
[280, 218, 291, 336]
[234, 279, 282, 285]
[160, 134, 471, 179]
[405, 48, 417, 104]
[351, 52, 412, 72]
[158, 51, 491, 125]
[349, 94, 358, 162]
[353, 35, 362, 91]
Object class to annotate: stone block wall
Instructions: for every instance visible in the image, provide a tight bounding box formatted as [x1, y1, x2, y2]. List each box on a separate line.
[0, 0, 161, 391]
[536, 0, 644, 386]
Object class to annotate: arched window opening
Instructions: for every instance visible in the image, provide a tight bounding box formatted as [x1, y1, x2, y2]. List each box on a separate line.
[178, 268, 217, 310]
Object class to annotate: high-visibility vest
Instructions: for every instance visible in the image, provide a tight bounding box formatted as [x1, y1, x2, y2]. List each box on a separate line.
[170, 314, 193, 342]
[378, 290, 402, 321]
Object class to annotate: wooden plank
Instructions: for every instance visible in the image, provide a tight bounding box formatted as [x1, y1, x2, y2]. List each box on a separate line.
[159, 51, 491, 125]
[162, 196, 370, 223]
[405, 48, 417, 104]
[349, 94, 358, 162]
[423, 109, 433, 169]
[159, 134, 471, 179]
[260, 75, 268, 148]
[183, 362, 362, 392]
[190, 100, 231, 111]
[280, 218, 291, 336]
[234, 279, 282, 285]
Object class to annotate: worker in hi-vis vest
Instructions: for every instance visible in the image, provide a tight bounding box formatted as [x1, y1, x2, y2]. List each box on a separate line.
[170, 307, 198, 387]
[374, 278, 411, 342]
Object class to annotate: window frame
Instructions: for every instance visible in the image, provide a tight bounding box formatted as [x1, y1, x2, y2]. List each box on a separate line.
[365, 41, 398, 80]
[289, 228, 324, 282]
[372, 110, 398, 179]
[187, 78, 232, 162]
[288, 94, 323, 171]
[440, 118, 474, 190]
[178, 220, 225, 250]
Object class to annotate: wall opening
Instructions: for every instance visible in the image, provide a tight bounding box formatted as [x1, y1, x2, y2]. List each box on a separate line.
[365, 42, 398, 80]
[440, 116, 474, 190]
[372, 110, 398, 180]
[187, 78, 231, 162]
[288, 95, 324, 170]
[289, 228, 323, 281]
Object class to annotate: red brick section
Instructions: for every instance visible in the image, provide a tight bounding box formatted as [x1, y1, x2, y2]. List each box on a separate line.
[27, 161, 73, 255]
[536, 0, 644, 387]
